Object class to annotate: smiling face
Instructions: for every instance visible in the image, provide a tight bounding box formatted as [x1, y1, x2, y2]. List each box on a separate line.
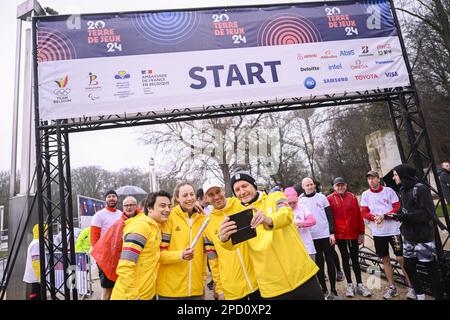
[334, 183, 347, 195]
[177, 184, 196, 212]
[105, 193, 118, 209]
[148, 196, 171, 224]
[233, 180, 257, 204]
[204, 187, 226, 210]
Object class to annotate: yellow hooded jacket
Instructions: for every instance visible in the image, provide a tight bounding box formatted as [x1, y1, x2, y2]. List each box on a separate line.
[220, 191, 319, 298]
[111, 212, 161, 300]
[204, 197, 259, 300]
[157, 205, 207, 297]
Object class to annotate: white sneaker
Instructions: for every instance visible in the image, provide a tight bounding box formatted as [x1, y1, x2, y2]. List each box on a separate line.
[356, 283, 372, 297]
[406, 288, 417, 300]
[346, 284, 355, 297]
[383, 286, 398, 299]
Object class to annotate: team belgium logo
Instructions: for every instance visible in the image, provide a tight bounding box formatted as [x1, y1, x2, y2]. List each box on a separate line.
[54, 75, 71, 96]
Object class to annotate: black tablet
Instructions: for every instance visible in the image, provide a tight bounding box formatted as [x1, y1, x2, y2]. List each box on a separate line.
[228, 208, 257, 245]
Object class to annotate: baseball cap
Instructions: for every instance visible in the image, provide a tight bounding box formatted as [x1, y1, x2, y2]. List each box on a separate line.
[202, 178, 224, 194]
[366, 170, 380, 178]
[333, 177, 346, 185]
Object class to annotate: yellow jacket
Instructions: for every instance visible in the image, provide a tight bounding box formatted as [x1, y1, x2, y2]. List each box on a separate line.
[157, 205, 207, 297]
[204, 197, 259, 300]
[221, 192, 318, 298]
[111, 212, 161, 300]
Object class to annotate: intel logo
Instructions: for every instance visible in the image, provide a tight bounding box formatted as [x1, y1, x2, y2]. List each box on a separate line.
[304, 77, 316, 89]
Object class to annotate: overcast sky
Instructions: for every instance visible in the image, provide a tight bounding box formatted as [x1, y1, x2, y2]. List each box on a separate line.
[1, 0, 330, 174]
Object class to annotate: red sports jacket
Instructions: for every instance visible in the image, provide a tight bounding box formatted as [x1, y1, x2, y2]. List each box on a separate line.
[327, 191, 365, 240]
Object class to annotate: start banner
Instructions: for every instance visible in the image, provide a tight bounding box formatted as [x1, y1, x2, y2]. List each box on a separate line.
[36, 0, 410, 121]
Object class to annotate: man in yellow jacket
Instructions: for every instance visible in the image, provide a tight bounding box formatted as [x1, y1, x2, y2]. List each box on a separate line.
[202, 178, 260, 300]
[111, 192, 171, 300]
[219, 172, 323, 299]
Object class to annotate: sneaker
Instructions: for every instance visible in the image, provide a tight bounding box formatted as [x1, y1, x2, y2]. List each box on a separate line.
[356, 283, 372, 297]
[336, 271, 344, 282]
[406, 287, 417, 300]
[327, 291, 341, 300]
[323, 290, 329, 300]
[383, 286, 398, 299]
[345, 284, 355, 297]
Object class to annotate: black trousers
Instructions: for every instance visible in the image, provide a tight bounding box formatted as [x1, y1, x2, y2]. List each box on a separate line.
[314, 237, 337, 293]
[263, 276, 324, 300]
[336, 239, 362, 284]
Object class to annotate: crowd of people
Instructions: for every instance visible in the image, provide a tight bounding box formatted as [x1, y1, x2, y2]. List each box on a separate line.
[23, 162, 449, 300]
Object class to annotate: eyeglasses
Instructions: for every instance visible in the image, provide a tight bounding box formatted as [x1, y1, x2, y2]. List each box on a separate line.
[123, 204, 137, 208]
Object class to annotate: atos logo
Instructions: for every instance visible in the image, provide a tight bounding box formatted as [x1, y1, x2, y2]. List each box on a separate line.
[304, 77, 316, 89]
[385, 71, 398, 78]
[340, 50, 355, 56]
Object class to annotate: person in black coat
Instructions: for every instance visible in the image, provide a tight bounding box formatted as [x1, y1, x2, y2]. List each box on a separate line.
[437, 162, 450, 204]
[391, 164, 444, 300]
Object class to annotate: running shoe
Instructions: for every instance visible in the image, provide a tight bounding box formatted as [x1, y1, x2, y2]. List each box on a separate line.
[383, 286, 398, 299]
[356, 283, 372, 297]
[345, 284, 354, 297]
[406, 287, 417, 300]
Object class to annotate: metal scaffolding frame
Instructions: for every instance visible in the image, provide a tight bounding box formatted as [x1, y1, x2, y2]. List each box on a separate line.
[29, 0, 449, 299]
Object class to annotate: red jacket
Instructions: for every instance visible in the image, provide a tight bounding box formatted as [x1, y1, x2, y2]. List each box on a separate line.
[327, 191, 365, 240]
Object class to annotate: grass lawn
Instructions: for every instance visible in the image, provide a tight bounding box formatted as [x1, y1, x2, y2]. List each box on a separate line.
[436, 204, 450, 217]
[0, 251, 6, 259]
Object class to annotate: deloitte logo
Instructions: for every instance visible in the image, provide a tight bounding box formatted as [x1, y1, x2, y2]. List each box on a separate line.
[304, 77, 316, 89]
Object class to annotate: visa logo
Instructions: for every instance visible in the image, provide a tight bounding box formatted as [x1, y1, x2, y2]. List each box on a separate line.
[385, 72, 398, 78]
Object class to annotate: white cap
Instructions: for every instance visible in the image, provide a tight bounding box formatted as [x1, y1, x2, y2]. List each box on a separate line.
[202, 178, 224, 194]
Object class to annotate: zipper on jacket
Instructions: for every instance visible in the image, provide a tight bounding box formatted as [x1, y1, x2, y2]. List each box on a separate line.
[187, 216, 193, 297]
[236, 248, 254, 292]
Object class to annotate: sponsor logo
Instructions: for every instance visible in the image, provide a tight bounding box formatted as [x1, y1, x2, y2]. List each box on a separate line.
[141, 68, 170, 94]
[88, 92, 100, 101]
[328, 63, 343, 70]
[354, 74, 379, 80]
[340, 49, 355, 56]
[385, 71, 398, 78]
[304, 77, 316, 89]
[350, 60, 368, 70]
[320, 50, 338, 59]
[85, 72, 102, 100]
[323, 77, 348, 84]
[297, 53, 318, 60]
[359, 45, 374, 57]
[88, 72, 99, 86]
[114, 70, 131, 80]
[300, 66, 320, 72]
[377, 43, 392, 56]
[375, 59, 394, 65]
[53, 75, 71, 103]
[175, 226, 181, 231]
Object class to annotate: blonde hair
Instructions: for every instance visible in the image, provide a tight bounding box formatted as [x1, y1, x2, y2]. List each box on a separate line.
[172, 182, 195, 207]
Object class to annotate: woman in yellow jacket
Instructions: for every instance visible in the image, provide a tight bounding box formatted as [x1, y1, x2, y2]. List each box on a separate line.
[157, 182, 209, 299]
[219, 172, 323, 299]
[202, 178, 260, 300]
[111, 193, 170, 300]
